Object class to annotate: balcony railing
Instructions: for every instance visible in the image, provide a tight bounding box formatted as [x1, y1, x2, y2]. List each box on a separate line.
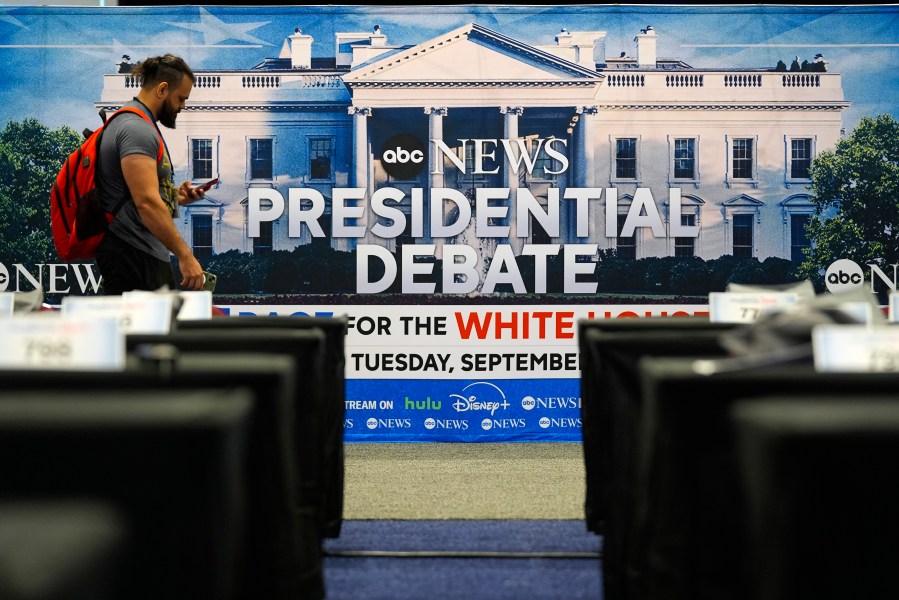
[781, 73, 821, 87]
[667, 74, 704, 87]
[115, 72, 344, 100]
[109, 69, 841, 105]
[724, 74, 762, 87]
[600, 70, 842, 103]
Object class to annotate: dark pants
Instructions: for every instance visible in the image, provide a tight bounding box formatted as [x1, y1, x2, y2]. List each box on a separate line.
[95, 231, 175, 295]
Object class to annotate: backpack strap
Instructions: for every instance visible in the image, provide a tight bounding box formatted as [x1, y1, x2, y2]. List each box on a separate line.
[96, 106, 166, 215]
[102, 106, 166, 163]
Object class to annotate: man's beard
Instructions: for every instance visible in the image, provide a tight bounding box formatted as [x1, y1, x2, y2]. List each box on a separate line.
[158, 101, 178, 129]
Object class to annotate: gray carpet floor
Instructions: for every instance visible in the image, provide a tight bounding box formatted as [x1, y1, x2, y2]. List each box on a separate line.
[342, 442, 587, 520]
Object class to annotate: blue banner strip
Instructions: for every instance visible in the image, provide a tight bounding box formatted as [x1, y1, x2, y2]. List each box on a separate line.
[345, 378, 583, 442]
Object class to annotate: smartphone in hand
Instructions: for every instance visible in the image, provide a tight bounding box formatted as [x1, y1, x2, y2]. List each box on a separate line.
[202, 271, 217, 292]
[198, 178, 220, 192]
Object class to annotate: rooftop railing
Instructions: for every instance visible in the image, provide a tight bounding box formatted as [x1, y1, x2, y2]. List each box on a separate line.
[599, 70, 843, 104]
[104, 69, 844, 105]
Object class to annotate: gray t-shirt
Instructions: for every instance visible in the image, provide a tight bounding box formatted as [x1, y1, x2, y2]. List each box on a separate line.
[98, 100, 178, 262]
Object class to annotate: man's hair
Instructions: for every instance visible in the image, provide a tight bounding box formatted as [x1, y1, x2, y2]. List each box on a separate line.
[132, 54, 195, 89]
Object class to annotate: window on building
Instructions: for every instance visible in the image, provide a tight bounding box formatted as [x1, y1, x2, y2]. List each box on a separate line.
[673, 138, 696, 179]
[253, 220, 273, 255]
[616, 212, 637, 260]
[732, 213, 754, 257]
[312, 213, 332, 247]
[396, 223, 414, 250]
[790, 213, 811, 263]
[530, 215, 552, 245]
[296, 196, 334, 247]
[615, 138, 637, 179]
[674, 213, 696, 257]
[464, 144, 477, 176]
[310, 138, 331, 180]
[192, 138, 213, 180]
[460, 140, 498, 180]
[790, 138, 813, 179]
[732, 138, 754, 179]
[192, 214, 213, 260]
[531, 140, 561, 181]
[250, 138, 273, 180]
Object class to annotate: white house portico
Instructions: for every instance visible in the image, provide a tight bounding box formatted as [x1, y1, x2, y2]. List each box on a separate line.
[341, 23, 604, 259]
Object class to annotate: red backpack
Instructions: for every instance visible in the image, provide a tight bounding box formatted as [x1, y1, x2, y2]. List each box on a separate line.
[50, 106, 164, 261]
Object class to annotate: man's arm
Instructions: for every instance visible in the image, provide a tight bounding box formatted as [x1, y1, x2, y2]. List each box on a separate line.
[121, 153, 204, 291]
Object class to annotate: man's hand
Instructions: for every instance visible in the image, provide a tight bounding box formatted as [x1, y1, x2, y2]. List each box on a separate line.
[178, 180, 205, 206]
[178, 254, 205, 291]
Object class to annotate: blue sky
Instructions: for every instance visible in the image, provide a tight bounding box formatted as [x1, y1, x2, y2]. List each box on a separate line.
[1, 4, 897, 132]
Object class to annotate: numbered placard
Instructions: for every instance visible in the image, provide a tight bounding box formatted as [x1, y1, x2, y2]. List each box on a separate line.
[0, 293, 12, 317]
[0, 315, 124, 371]
[708, 292, 800, 323]
[813, 324, 899, 372]
[61, 295, 174, 334]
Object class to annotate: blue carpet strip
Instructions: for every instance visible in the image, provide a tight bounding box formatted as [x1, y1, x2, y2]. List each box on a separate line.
[324, 519, 602, 559]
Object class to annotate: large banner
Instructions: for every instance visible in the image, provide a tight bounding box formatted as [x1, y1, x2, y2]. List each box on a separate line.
[2, 4, 898, 441]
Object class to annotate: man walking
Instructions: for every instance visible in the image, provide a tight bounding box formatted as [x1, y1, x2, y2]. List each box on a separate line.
[96, 53, 207, 294]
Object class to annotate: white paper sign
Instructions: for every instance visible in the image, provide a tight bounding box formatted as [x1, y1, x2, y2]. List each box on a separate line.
[708, 292, 800, 323]
[813, 324, 899, 372]
[175, 291, 212, 320]
[122, 290, 212, 321]
[61, 295, 174, 334]
[834, 301, 875, 324]
[0, 293, 13, 317]
[888, 293, 899, 323]
[0, 315, 124, 371]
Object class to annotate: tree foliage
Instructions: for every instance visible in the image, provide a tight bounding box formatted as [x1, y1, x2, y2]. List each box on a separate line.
[0, 118, 82, 265]
[798, 114, 899, 284]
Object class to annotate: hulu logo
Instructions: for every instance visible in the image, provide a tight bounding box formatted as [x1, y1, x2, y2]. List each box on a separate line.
[404, 397, 442, 410]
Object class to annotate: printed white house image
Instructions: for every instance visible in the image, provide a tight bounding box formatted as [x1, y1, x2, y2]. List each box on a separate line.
[97, 22, 847, 270]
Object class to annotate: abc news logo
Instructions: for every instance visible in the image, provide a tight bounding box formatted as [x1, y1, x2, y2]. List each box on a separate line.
[380, 133, 426, 180]
[825, 259, 864, 293]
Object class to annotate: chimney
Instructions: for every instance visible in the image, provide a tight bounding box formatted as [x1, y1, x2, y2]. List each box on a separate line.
[370, 24, 387, 47]
[555, 28, 572, 47]
[289, 28, 313, 69]
[634, 25, 657, 68]
[569, 31, 606, 70]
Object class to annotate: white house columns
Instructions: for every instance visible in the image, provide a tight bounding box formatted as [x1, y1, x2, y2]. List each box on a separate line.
[575, 105, 598, 243]
[501, 106, 524, 252]
[349, 106, 372, 189]
[426, 106, 447, 191]
[349, 105, 372, 250]
[426, 106, 448, 245]
[574, 105, 598, 188]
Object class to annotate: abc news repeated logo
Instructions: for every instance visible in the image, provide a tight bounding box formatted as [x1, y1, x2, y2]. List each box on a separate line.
[522, 395, 582, 429]
[380, 133, 426, 180]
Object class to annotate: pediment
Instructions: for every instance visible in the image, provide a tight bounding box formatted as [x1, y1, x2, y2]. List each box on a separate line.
[189, 196, 224, 209]
[780, 193, 813, 207]
[343, 23, 601, 86]
[239, 192, 331, 206]
[722, 194, 763, 207]
[663, 194, 705, 206]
